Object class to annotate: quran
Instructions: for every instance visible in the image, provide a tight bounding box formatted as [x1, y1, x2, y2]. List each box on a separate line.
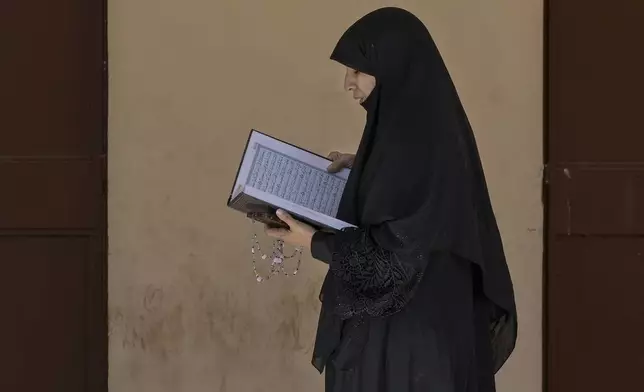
[227, 130, 356, 231]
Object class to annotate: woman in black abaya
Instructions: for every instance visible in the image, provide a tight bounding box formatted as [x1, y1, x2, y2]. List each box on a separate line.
[267, 7, 517, 392]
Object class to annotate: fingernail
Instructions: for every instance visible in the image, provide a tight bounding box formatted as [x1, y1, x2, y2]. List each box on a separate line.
[276, 209, 284, 216]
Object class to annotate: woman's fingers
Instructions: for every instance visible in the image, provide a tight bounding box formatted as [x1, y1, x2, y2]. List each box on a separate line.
[327, 160, 344, 173]
[342, 154, 354, 168]
[275, 209, 295, 225]
[327, 151, 352, 173]
[265, 226, 288, 238]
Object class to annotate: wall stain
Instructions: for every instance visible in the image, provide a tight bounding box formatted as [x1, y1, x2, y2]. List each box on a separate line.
[275, 294, 305, 351]
[109, 259, 327, 370]
[108, 309, 123, 337]
[305, 279, 323, 312]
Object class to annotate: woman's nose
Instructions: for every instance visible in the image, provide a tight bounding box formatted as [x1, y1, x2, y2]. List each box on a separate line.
[344, 74, 354, 91]
[344, 79, 354, 92]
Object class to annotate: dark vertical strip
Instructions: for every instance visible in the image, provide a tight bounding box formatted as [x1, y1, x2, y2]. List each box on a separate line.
[542, 1, 550, 391]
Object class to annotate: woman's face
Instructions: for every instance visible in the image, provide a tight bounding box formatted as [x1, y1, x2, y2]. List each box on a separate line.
[344, 67, 376, 104]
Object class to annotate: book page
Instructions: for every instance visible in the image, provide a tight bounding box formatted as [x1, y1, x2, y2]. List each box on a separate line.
[246, 145, 346, 216]
[234, 130, 350, 217]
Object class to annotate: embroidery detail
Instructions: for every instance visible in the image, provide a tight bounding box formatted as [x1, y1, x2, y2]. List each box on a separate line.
[329, 228, 423, 319]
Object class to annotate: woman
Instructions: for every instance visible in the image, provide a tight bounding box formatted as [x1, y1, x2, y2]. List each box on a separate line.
[267, 7, 517, 392]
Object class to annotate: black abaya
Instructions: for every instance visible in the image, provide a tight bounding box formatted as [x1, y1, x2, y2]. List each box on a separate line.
[309, 7, 518, 392]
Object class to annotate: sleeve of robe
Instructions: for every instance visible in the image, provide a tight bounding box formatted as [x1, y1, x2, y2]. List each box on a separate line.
[310, 226, 424, 319]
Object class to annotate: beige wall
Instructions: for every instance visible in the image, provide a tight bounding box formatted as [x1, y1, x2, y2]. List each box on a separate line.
[108, 1, 543, 391]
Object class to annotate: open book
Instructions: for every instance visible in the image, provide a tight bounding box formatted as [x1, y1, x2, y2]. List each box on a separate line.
[227, 129, 356, 231]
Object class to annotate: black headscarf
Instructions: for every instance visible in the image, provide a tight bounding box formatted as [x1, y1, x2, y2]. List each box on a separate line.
[314, 7, 517, 374]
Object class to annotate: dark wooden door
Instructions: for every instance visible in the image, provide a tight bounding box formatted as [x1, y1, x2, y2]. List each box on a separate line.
[546, 1, 644, 391]
[0, 1, 107, 391]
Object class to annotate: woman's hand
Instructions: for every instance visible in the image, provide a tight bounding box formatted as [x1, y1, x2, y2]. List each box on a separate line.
[327, 151, 355, 173]
[265, 209, 317, 249]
